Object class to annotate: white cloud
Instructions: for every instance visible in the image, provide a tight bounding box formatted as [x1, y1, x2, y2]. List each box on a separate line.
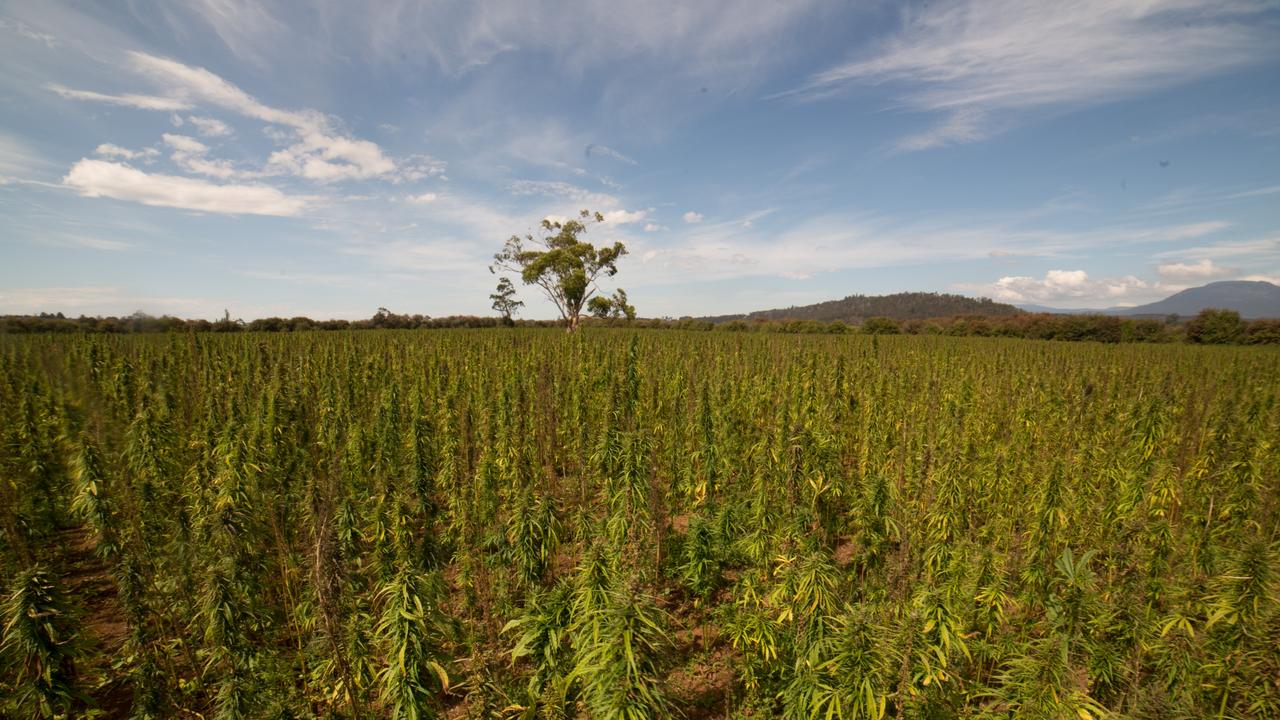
[895, 107, 993, 152]
[508, 180, 620, 209]
[625, 210, 1237, 292]
[162, 133, 207, 154]
[1158, 236, 1280, 262]
[0, 286, 159, 314]
[643, 223, 667, 233]
[968, 270, 1152, 305]
[793, 0, 1277, 149]
[1240, 274, 1280, 285]
[779, 270, 812, 280]
[0, 285, 306, 320]
[47, 83, 193, 111]
[61, 235, 131, 251]
[682, 211, 703, 224]
[177, 0, 288, 68]
[405, 192, 438, 204]
[239, 270, 362, 287]
[162, 133, 239, 179]
[396, 155, 447, 183]
[187, 115, 233, 137]
[265, 133, 396, 182]
[0, 18, 58, 48]
[1157, 258, 1234, 281]
[93, 143, 159, 161]
[63, 158, 307, 216]
[585, 143, 637, 165]
[0, 132, 58, 181]
[62, 52, 401, 184]
[601, 209, 648, 225]
[295, 1, 822, 81]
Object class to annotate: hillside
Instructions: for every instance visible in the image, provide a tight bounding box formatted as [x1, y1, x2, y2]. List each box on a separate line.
[704, 291, 1023, 323]
[1018, 281, 1280, 319]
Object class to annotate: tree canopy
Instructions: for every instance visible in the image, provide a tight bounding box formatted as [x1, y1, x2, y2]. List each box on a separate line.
[490, 210, 628, 331]
[489, 277, 523, 324]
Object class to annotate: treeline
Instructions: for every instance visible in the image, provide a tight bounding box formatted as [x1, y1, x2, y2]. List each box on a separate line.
[4, 307, 1278, 344]
[0, 309, 567, 334]
[677, 308, 1279, 344]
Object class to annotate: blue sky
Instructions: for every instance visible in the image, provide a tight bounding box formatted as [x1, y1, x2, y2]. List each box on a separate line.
[2, 0, 1279, 320]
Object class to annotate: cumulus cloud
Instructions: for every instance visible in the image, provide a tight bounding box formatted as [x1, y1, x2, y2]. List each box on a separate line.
[63, 158, 307, 216]
[643, 223, 667, 233]
[682, 211, 703, 224]
[601, 209, 648, 225]
[1157, 258, 1235, 281]
[967, 269, 1152, 305]
[792, 0, 1277, 149]
[405, 192, 438, 204]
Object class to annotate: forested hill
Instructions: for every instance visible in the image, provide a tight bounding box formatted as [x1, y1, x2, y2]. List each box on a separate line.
[703, 291, 1023, 323]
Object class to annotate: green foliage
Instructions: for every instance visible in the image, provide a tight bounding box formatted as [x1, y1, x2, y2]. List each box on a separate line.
[1, 328, 1278, 718]
[570, 588, 672, 720]
[1, 565, 85, 718]
[492, 210, 628, 331]
[588, 289, 636, 321]
[1186, 308, 1246, 344]
[490, 277, 524, 323]
[375, 567, 449, 720]
[678, 515, 723, 604]
[860, 316, 901, 335]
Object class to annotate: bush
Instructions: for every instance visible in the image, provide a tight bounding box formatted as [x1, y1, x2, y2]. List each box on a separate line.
[860, 317, 900, 335]
[1243, 319, 1280, 344]
[1185, 309, 1245, 344]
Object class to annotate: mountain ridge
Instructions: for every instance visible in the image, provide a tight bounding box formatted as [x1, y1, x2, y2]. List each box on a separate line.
[1017, 281, 1280, 319]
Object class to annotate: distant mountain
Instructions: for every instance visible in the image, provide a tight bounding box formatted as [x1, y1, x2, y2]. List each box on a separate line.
[703, 292, 1023, 323]
[1018, 281, 1280, 319]
[1121, 281, 1280, 318]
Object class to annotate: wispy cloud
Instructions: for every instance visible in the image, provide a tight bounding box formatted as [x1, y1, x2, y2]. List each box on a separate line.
[93, 143, 159, 161]
[54, 52, 415, 185]
[629, 213, 1235, 288]
[585, 143, 636, 165]
[47, 82, 192, 111]
[63, 159, 308, 216]
[790, 0, 1277, 150]
[1156, 235, 1280, 263]
[508, 179, 620, 209]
